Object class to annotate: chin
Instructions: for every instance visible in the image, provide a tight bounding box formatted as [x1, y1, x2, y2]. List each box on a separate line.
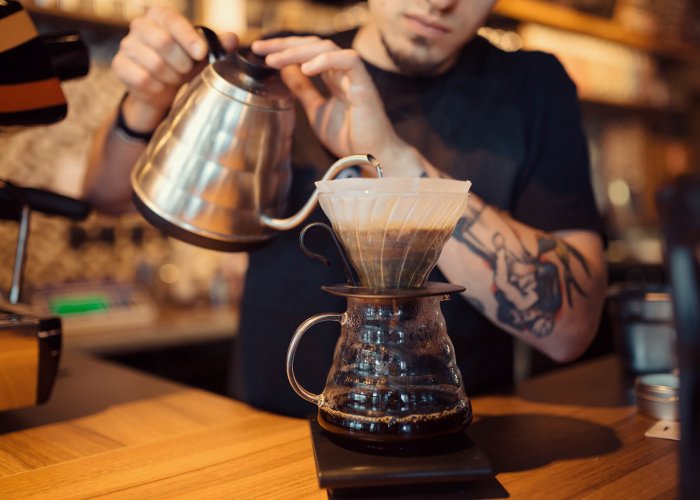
[394, 49, 453, 76]
[383, 34, 455, 76]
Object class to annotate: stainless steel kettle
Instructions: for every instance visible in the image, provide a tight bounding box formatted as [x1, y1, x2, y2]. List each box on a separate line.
[131, 27, 381, 251]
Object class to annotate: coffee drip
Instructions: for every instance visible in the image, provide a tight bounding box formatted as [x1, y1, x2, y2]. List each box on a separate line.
[287, 176, 473, 445]
[316, 177, 469, 288]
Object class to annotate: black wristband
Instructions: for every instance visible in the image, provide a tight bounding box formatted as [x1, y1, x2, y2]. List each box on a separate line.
[115, 93, 155, 143]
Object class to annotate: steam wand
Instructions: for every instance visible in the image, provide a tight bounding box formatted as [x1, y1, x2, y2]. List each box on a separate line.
[0, 178, 91, 304]
[9, 205, 30, 304]
[0, 179, 30, 304]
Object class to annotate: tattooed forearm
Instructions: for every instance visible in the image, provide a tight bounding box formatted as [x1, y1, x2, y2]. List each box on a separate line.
[453, 214, 591, 338]
[453, 208, 493, 265]
[544, 236, 591, 307]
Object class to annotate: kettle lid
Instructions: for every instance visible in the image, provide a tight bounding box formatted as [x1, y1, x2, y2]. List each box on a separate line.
[207, 48, 293, 110]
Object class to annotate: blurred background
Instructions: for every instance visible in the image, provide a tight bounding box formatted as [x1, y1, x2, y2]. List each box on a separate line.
[1, 0, 698, 391]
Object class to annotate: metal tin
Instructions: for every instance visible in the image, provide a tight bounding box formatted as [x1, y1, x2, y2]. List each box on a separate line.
[635, 373, 679, 421]
[607, 284, 676, 374]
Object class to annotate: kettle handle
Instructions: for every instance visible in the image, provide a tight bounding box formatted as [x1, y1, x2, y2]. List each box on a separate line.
[195, 26, 226, 64]
[260, 154, 383, 231]
[286, 312, 345, 405]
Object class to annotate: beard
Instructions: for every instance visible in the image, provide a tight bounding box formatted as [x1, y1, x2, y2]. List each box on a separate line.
[380, 33, 449, 76]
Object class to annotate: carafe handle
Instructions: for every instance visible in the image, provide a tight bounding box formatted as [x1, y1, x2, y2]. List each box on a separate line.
[286, 312, 345, 405]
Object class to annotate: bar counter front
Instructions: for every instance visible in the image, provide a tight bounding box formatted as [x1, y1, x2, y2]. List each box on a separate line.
[0, 351, 678, 498]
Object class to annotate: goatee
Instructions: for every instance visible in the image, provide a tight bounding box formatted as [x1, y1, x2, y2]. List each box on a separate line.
[379, 34, 444, 76]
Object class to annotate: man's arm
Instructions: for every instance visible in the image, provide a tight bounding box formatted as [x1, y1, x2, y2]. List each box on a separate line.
[82, 6, 237, 213]
[83, 105, 147, 214]
[398, 147, 607, 363]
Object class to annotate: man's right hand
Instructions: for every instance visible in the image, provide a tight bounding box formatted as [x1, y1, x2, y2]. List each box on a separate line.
[112, 6, 238, 133]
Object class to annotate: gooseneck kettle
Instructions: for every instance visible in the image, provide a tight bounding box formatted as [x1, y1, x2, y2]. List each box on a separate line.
[131, 27, 381, 252]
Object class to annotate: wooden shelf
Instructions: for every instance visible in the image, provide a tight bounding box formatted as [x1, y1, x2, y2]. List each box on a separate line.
[580, 95, 686, 115]
[25, 4, 129, 32]
[493, 0, 700, 65]
[24, 0, 700, 66]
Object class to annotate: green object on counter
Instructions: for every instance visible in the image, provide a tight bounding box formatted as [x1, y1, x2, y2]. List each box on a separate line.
[49, 295, 109, 315]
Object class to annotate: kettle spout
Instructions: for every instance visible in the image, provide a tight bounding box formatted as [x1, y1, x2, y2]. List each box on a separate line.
[260, 154, 382, 231]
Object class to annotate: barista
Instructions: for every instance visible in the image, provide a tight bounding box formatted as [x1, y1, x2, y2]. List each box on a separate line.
[83, 0, 607, 417]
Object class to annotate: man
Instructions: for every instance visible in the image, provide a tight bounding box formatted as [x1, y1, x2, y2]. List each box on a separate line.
[84, 0, 606, 417]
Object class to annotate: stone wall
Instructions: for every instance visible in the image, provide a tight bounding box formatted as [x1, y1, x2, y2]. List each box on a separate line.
[0, 23, 246, 307]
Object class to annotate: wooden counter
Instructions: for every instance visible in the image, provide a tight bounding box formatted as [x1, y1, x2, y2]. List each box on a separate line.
[0, 353, 677, 498]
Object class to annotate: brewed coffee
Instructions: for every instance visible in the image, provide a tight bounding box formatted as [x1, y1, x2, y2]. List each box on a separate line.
[318, 389, 471, 444]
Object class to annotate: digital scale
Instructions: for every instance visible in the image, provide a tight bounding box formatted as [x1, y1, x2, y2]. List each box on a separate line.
[308, 417, 494, 499]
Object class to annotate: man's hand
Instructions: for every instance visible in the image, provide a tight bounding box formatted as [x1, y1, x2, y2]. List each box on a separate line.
[252, 36, 421, 176]
[112, 6, 238, 133]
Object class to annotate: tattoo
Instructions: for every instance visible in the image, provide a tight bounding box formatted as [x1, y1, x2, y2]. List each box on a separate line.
[453, 209, 590, 338]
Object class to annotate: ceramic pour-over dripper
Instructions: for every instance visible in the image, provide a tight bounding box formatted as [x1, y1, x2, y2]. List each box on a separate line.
[316, 177, 471, 288]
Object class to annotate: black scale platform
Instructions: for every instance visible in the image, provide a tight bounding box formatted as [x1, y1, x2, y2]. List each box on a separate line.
[308, 416, 496, 499]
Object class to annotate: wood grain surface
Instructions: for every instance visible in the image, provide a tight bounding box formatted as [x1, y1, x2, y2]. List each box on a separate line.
[0, 353, 678, 498]
[0, 329, 38, 411]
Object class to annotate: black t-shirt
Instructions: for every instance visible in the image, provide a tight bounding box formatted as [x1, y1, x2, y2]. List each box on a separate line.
[231, 30, 603, 417]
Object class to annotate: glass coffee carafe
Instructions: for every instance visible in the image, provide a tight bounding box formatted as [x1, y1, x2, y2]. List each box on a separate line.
[286, 177, 473, 445]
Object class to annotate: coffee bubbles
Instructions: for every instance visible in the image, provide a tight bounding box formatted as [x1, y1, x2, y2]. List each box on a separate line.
[319, 394, 472, 443]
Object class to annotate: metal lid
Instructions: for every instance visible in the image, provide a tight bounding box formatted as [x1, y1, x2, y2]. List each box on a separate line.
[607, 284, 673, 322]
[635, 373, 679, 400]
[205, 48, 293, 110]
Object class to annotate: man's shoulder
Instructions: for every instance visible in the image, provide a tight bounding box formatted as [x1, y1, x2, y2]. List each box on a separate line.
[468, 37, 574, 92]
[471, 36, 565, 76]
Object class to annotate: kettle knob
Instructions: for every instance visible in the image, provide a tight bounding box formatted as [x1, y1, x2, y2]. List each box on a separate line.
[196, 26, 226, 63]
[235, 47, 276, 79]
[194, 26, 277, 80]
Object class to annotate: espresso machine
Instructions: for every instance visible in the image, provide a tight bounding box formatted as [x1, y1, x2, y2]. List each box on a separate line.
[287, 177, 493, 494]
[0, 0, 90, 411]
